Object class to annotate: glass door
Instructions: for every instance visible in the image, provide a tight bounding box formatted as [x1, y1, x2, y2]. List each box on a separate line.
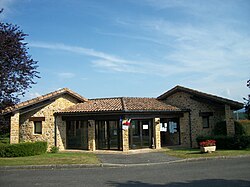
[66, 121, 88, 150]
[141, 120, 151, 148]
[130, 119, 152, 149]
[109, 121, 121, 150]
[95, 120, 121, 150]
[96, 121, 108, 149]
[160, 118, 180, 146]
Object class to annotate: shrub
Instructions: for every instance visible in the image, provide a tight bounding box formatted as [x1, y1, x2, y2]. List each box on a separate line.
[196, 135, 250, 150]
[237, 136, 250, 149]
[214, 121, 246, 136]
[0, 133, 10, 144]
[239, 120, 250, 135]
[49, 146, 59, 153]
[235, 121, 246, 136]
[0, 141, 47, 157]
[214, 121, 227, 135]
[213, 136, 236, 149]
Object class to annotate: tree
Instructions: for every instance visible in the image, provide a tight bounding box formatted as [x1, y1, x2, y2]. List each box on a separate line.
[0, 9, 39, 134]
[244, 79, 250, 119]
[0, 9, 39, 112]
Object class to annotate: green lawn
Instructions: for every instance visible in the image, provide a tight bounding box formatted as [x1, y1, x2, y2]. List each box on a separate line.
[0, 152, 100, 166]
[165, 147, 250, 159]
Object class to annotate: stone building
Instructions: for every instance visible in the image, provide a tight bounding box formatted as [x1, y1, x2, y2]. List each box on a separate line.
[2, 86, 243, 152]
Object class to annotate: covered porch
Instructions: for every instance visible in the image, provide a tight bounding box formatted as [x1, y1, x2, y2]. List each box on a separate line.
[54, 97, 185, 152]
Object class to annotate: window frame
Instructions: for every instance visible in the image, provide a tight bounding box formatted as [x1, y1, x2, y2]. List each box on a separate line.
[34, 121, 42, 134]
[202, 116, 210, 129]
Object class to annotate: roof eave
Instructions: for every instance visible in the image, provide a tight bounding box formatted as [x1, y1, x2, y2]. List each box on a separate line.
[157, 86, 244, 110]
[2, 88, 88, 115]
[55, 109, 184, 116]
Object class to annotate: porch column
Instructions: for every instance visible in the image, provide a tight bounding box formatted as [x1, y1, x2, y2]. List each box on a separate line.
[10, 111, 20, 144]
[154, 118, 161, 149]
[88, 120, 96, 151]
[122, 127, 129, 152]
[56, 115, 66, 150]
[225, 105, 235, 136]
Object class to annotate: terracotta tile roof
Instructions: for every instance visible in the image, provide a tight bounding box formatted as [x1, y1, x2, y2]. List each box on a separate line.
[59, 97, 181, 114]
[2, 88, 88, 114]
[157, 85, 243, 110]
[123, 97, 180, 111]
[61, 98, 123, 113]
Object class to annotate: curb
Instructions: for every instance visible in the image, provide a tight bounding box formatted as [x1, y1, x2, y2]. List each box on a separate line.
[1, 155, 249, 170]
[0, 164, 102, 170]
[100, 155, 250, 168]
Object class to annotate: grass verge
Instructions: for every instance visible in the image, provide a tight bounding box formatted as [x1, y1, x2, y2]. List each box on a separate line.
[165, 147, 250, 159]
[0, 152, 100, 166]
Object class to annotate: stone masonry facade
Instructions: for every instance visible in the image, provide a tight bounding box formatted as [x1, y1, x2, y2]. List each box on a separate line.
[18, 94, 80, 149]
[7, 86, 242, 151]
[163, 91, 226, 147]
[10, 112, 20, 144]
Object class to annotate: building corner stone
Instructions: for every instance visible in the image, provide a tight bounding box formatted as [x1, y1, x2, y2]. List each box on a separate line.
[10, 112, 20, 144]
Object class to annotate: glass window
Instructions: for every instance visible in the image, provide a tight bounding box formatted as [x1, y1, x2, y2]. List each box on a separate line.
[202, 116, 209, 128]
[34, 121, 42, 134]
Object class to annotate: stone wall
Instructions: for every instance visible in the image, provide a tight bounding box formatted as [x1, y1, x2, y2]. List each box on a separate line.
[163, 92, 225, 147]
[19, 94, 80, 149]
[225, 104, 235, 136]
[179, 112, 190, 147]
[56, 115, 66, 150]
[10, 112, 20, 144]
[154, 118, 161, 149]
[122, 127, 129, 152]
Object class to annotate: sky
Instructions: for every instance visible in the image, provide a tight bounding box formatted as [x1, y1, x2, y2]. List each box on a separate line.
[1, 0, 250, 102]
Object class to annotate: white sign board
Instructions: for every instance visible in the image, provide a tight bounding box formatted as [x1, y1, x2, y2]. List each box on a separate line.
[122, 125, 129, 130]
[143, 124, 148, 129]
[160, 123, 167, 132]
[169, 121, 177, 133]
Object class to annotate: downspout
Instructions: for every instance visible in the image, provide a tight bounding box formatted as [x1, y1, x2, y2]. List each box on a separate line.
[188, 110, 192, 148]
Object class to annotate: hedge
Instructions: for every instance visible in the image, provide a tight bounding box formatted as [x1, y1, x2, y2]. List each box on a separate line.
[196, 135, 250, 150]
[213, 121, 246, 136]
[0, 133, 10, 144]
[0, 141, 47, 157]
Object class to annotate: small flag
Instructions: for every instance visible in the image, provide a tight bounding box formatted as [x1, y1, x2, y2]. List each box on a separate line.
[122, 119, 131, 126]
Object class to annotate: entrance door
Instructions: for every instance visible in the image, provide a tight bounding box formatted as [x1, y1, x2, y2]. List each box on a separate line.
[160, 118, 180, 146]
[130, 119, 152, 149]
[66, 121, 88, 149]
[95, 120, 121, 150]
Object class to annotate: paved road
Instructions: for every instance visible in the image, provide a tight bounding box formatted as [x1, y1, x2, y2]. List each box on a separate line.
[0, 157, 250, 187]
[96, 151, 179, 165]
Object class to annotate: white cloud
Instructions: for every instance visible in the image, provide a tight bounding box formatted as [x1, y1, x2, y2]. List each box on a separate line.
[113, 16, 250, 78]
[29, 41, 130, 65]
[58, 72, 75, 79]
[30, 41, 194, 76]
[0, 0, 16, 19]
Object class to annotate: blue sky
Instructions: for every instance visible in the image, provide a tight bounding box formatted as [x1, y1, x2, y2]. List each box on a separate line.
[1, 0, 249, 102]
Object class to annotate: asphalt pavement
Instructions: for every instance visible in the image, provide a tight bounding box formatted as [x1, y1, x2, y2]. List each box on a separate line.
[1, 157, 250, 187]
[96, 151, 180, 165]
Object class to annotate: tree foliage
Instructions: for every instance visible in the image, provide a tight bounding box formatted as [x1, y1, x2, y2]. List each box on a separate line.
[244, 79, 250, 119]
[0, 9, 39, 111]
